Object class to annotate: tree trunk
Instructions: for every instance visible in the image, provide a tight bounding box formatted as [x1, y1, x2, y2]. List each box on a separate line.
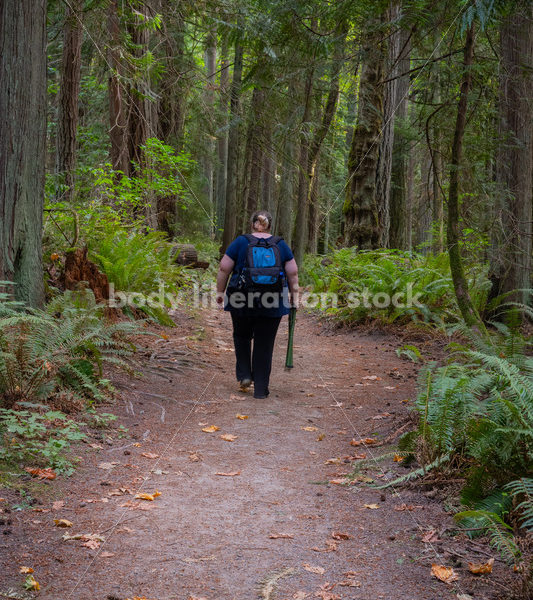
[447, 23, 482, 328]
[0, 0, 47, 307]
[215, 39, 230, 237]
[292, 66, 315, 265]
[490, 3, 533, 306]
[277, 122, 297, 244]
[222, 40, 244, 253]
[389, 27, 411, 249]
[107, 0, 129, 175]
[203, 27, 217, 235]
[343, 17, 385, 249]
[376, 3, 401, 247]
[56, 0, 83, 202]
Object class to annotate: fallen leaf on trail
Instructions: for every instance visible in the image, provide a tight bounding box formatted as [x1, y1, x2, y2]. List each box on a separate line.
[431, 564, 459, 583]
[82, 538, 100, 550]
[141, 452, 160, 459]
[236, 414, 249, 420]
[372, 412, 392, 420]
[303, 563, 325, 575]
[364, 504, 380, 510]
[269, 532, 294, 539]
[293, 593, 308, 600]
[325, 458, 341, 465]
[353, 474, 374, 483]
[19, 566, 34, 574]
[220, 433, 237, 442]
[316, 433, 325, 441]
[201, 425, 220, 433]
[230, 394, 246, 401]
[215, 471, 241, 477]
[62, 532, 105, 542]
[53, 519, 73, 528]
[362, 375, 380, 381]
[188, 452, 202, 462]
[338, 577, 361, 587]
[183, 556, 216, 563]
[395, 503, 423, 511]
[108, 488, 131, 497]
[468, 558, 494, 574]
[52, 500, 65, 510]
[332, 532, 352, 540]
[132, 442, 142, 447]
[350, 438, 376, 447]
[393, 454, 405, 462]
[329, 478, 349, 485]
[302, 426, 318, 432]
[88, 443, 103, 449]
[135, 491, 161, 501]
[350, 453, 367, 460]
[100, 551, 115, 558]
[384, 386, 396, 390]
[24, 467, 56, 480]
[24, 575, 40, 591]
[421, 529, 439, 543]
[312, 540, 337, 553]
[97, 462, 119, 470]
[314, 583, 340, 599]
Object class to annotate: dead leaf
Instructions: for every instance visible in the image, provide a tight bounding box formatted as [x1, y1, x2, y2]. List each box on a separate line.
[88, 443, 103, 449]
[431, 564, 459, 583]
[82, 539, 100, 550]
[312, 540, 337, 553]
[394, 504, 423, 511]
[468, 558, 494, 575]
[215, 471, 241, 477]
[329, 478, 349, 485]
[188, 452, 202, 462]
[338, 577, 361, 587]
[100, 551, 115, 558]
[24, 575, 40, 591]
[19, 566, 34, 574]
[52, 500, 65, 510]
[314, 583, 340, 600]
[97, 462, 119, 470]
[317, 433, 325, 441]
[269, 532, 294, 539]
[350, 438, 376, 446]
[230, 393, 246, 401]
[132, 442, 141, 447]
[331, 532, 352, 540]
[53, 519, 73, 528]
[135, 491, 161, 501]
[236, 414, 249, 420]
[303, 563, 325, 575]
[362, 375, 380, 381]
[302, 426, 318, 432]
[202, 425, 220, 433]
[421, 529, 439, 543]
[325, 458, 341, 465]
[393, 454, 405, 462]
[141, 452, 160, 459]
[220, 433, 237, 442]
[350, 453, 367, 460]
[24, 467, 56, 480]
[364, 504, 380, 510]
[372, 412, 392, 420]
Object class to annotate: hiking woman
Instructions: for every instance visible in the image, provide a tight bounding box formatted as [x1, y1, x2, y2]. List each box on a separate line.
[216, 210, 299, 399]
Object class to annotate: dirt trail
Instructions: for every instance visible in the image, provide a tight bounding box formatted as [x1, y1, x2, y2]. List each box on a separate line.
[1, 311, 504, 600]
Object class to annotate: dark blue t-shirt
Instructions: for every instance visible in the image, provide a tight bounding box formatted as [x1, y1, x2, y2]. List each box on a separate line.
[224, 234, 294, 317]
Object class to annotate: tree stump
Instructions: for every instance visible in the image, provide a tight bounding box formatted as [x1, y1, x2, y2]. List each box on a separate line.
[61, 247, 109, 303]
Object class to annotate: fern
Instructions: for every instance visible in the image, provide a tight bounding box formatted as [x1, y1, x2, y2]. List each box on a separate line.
[505, 478, 533, 533]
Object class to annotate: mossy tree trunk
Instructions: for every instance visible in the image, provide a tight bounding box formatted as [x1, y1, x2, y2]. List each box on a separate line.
[0, 0, 47, 307]
[447, 23, 483, 328]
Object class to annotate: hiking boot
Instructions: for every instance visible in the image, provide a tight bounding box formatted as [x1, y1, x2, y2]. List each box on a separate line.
[239, 378, 252, 392]
[254, 390, 269, 399]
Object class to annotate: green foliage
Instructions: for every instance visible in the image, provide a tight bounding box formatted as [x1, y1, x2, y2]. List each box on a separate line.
[396, 344, 423, 363]
[0, 289, 139, 408]
[506, 478, 533, 533]
[301, 248, 490, 327]
[0, 409, 86, 475]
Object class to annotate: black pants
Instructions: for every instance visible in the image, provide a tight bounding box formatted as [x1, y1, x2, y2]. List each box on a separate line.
[230, 313, 282, 398]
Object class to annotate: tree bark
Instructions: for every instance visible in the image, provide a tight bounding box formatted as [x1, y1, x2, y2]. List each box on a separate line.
[343, 17, 385, 249]
[203, 26, 217, 235]
[215, 39, 230, 237]
[447, 23, 482, 328]
[56, 0, 83, 202]
[389, 27, 411, 249]
[107, 0, 129, 175]
[490, 3, 533, 306]
[221, 40, 243, 253]
[0, 0, 47, 307]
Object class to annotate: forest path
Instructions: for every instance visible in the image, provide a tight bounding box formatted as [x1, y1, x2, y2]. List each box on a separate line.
[2, 310, 502, 600]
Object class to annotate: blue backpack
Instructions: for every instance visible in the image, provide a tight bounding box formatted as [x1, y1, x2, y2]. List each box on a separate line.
[238, 234, 285, 292]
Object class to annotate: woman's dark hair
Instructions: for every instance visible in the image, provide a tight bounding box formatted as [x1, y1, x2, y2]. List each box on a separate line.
[251, 210, 272, 232]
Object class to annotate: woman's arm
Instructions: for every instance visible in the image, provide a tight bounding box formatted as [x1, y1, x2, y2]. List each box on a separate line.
[284, 258, 299, 308]
[216, 254, 235, 305]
